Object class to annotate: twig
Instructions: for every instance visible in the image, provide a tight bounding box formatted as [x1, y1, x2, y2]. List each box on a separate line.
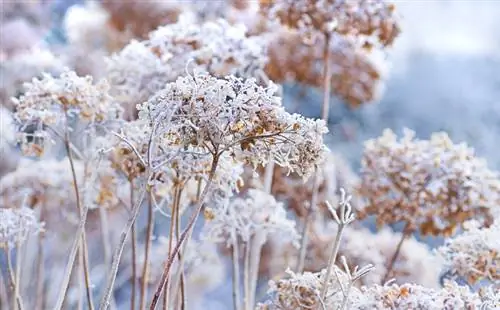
[231, 233, 241, 310]
[130, 181, 137, 310]
[139, 193, 154, 310]
[148, 155, 219, 310]
[381, 223, 411, 284]
[98, 185, 147, 309]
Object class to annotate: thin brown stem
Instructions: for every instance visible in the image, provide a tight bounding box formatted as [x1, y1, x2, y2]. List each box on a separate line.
[319, 224, 345, 302]
[231, 235, 241, 310]
[63, 110, 94, 310]
[35, 224, 45, 310]
[139, 193, 155, 310]
[174, 189, 186, 310]
[148, 155, 219, 310]
[321, 33, 332, 122]
[99, 185, 147, 309]
[163, 185, 180, 308]
[130, 181, 137, 310]
[296, 171, 320, 273]
[381, 224, 411, 284]
[54, 205, 90, 310]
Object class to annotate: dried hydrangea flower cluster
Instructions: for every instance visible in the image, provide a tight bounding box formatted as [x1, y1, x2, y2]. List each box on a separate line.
[261, 0, 400, 47]
[107, 17, 268, 119]
[13, 69, 121, 127]
[358, 128, 500, 236]
[437, 220, 500, 286]
[352, 281, 494, 310]
[138, 73, 327, 177]
[257, 267, 356, 310]
[204, 188, 299, 246]
[0, 207, 43, 249]
[265, 30, 384, 107]
[0, 47, 65, 108]
[0, 159, 124, 228]
[102, 0, 183, 40]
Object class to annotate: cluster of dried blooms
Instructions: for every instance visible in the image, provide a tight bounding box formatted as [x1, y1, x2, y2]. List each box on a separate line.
[437, 220, 500, 286]
[358, 128, 500, 236]
[5, 2, 500, 310]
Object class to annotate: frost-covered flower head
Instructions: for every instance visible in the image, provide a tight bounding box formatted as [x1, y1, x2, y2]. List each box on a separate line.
[358, 128, 500, 236]
[204, 188, 299, 247]
[0, 158, 124, 227]
[351, 281, 489, 310]
[63, 1, 109, 50]
[106, 17, 269, 119]
[0, 207, 43, 249]
[437, 220, 500, 286]
[258, 266, 366, 310]
[266, 29, 385, 108]
[0, 47, 65, 108]
[261, 0, 400, 47]
[139, 73, 328, 177]
[13, 69, 121, 127]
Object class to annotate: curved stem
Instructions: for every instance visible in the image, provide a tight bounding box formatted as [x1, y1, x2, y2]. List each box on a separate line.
[139, 193, 154, 310]
[63, 111, 94, 310]
[174, 189, 186, 310]
[130, 181, 137, 310]
[148, 156, 219, 310]
[54, 205, 89, 310]
[319, 224, 345, 303]
[231, 234, 241, 310]
[296, 171, 320, 273]
[163, 186, 179, 309]
[381, 223, 411, 284]
[98, 185, 147, 310]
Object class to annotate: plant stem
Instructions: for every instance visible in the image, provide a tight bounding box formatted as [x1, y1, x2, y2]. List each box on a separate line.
[339, 282, 352, 310]
[297, 33, 332, 274]
[296, 171, 320, 273]
[15, 240, 24, 310]
[54, 204, 89, 310]
[243, 242, 251, 310]
[129, 180, 137, 310]
[163, 185, 180, 309]
[263, 162, 274, 193]
[321, 33, 332, 122]
[98, 185, 147, 310]
[35, 217, 45, 310]
[319, 224, 345, 302]
[381, 224, 411, 284]
[139, 193, 154, 310]
[248, 233, 265, 309]
[63, 114, 94, 310]
[174, 189, 186, 310]
[231, 234, 241, 310]
[148, 156, 219, 310]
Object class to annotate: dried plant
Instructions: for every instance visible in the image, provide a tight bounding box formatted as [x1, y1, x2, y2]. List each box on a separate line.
[358, 128, 500, 236]
[437, 220, 500, 287]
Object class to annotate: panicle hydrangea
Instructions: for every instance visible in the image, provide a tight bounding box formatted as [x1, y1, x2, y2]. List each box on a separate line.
[437, 220, 500, 286]
[0, 47, 65, 108]
[261, 0, 400, 48]
[147, 17, 268, 79]
[0, 207, 43, 249]
[139, 73, 327, 177]
[257, 267, 354, 310]
[106, 41, 171, 120]
[266, 29, 385, 108]
[0, 158, 125, 228]
[204, 189, 299, 247]
[351, 281, 490, 310]
[106, 17, 268, 119]
[13, 69, 121, 127]
[358, 128, 500, 236]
